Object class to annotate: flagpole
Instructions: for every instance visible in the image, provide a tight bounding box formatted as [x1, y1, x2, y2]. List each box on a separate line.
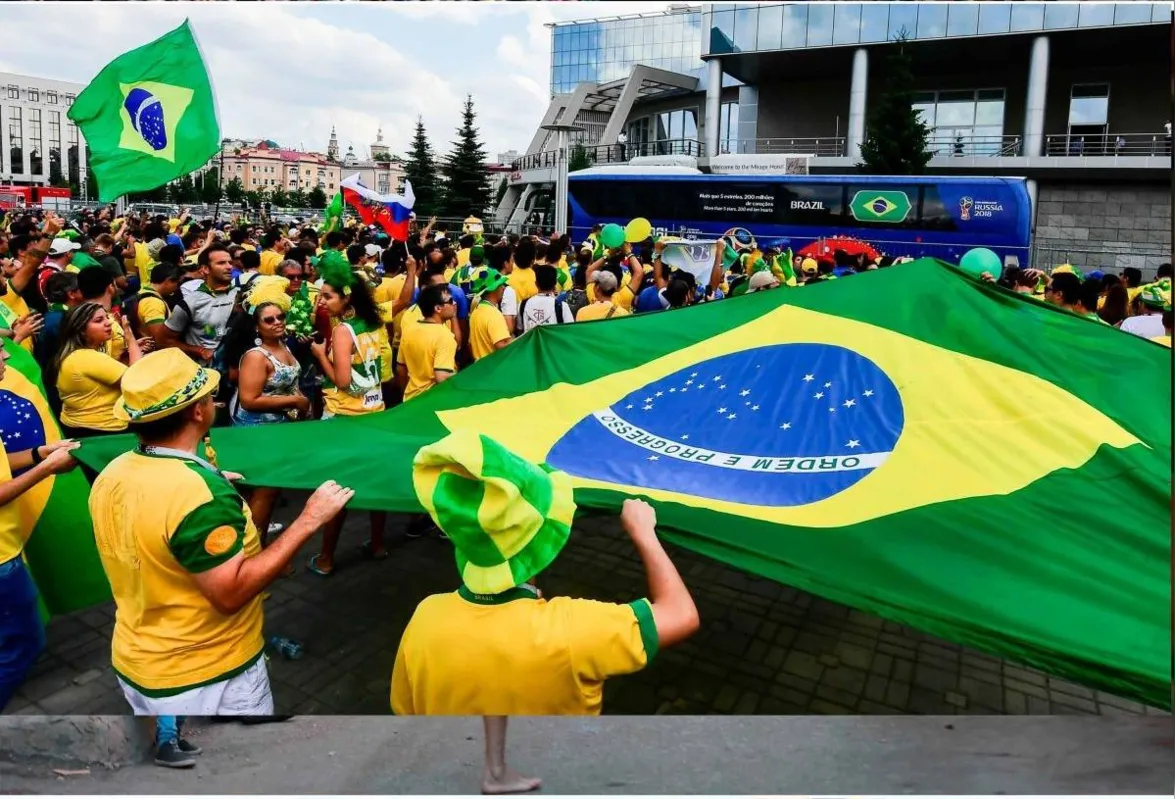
[213, 137, 227, 221]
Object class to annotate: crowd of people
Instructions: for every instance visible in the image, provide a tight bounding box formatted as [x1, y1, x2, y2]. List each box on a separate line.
[0, 201, 1168, 779]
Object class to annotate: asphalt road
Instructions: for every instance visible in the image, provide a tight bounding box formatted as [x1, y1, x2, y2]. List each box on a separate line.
[3, 716, 1170, 794]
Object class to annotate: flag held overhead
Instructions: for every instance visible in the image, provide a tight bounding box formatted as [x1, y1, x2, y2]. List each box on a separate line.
[67, 20, 219, 202]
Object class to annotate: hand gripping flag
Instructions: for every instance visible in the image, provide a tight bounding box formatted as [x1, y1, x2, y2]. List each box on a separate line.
[340, 174, 415, 242]
[75, 260, 1173, 708]
[67, 20, 220, 203]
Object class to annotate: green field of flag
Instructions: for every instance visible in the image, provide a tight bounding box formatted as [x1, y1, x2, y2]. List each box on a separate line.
[75, 260, 1172, 707]
[67, 20, 219, 202]
[0, 340, 110, 615]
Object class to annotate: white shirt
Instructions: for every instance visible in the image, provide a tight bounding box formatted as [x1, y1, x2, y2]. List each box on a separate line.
[518, 293, 574, 333]
[500, 285, 518, 318]
[1120, 313, 1165, 339]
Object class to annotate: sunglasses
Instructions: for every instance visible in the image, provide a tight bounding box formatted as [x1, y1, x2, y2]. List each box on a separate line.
[261, 313, 287, 324]
[283, 273, 304, 281]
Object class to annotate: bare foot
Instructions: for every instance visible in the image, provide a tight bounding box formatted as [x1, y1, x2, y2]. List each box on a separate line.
[482, 768, 542, 795]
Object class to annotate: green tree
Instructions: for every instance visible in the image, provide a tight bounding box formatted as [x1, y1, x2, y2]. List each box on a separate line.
[404, 116, 441, 217]
[568, 143, 592, 172]
[244, 189, 269, 209]
[127, 184, 168, 203]
[857, 32, 932, 174]
[168, 173, 199, 204]
[307, 186, 328, 209]
[440, 96, 493, 217]
[270, 187, 290, 208]
[224, 176, 246, 205]
[288, 189, 309, 208]
[200, 168, 222, 204]
[494, 176, 509, 206]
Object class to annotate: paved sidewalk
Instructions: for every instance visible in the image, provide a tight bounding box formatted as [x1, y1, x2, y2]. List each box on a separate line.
[4, 506, 1165, 717]
[2, 716, 1171, 794]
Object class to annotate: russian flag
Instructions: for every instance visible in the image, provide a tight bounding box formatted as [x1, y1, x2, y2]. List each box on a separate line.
[340, 173, 415, 242]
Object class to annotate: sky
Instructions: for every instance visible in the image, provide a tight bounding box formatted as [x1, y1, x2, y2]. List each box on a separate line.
[0, 1, 685, 163]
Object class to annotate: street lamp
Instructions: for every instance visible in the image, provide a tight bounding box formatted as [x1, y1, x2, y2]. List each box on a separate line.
[540, 122, 585, 235]
[213, 137, 229, 220]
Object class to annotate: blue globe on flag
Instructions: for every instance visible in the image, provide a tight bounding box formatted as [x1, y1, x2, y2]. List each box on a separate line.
[547, 344, 905, 507]
[123, 87, 168, 151]
[0, 390, 48, 475]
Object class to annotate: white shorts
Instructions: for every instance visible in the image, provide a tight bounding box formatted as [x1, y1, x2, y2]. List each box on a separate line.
[117, 656, 274, 716]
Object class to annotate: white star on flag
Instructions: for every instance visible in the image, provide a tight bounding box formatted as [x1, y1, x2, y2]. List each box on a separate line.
[626, 404, 634, 409]
[829, 407, 837, 413]
[824, 382, 832, 388]
[717, 407, 727, 414]
[846, 440, 860, 449]
[643, 405, 653, 411]
[739, 389, 751, 396]
[843, 399, 856, 408]
[655, 391, 663, 397]
[814, 392, 824, 399]
[780, 422, 792, 429]
[727, 413, 737, 420]
[863, 389, 874, 397]
[648, 455, 659, 461]
[803, 374, 814, 382]
[680, 434, 689, 440]
[751, 405, 759, 411]
[712, 375, 722, 381]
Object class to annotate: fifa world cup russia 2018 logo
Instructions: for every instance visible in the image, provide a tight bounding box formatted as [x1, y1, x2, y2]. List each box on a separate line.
[959, 196, 973, 221]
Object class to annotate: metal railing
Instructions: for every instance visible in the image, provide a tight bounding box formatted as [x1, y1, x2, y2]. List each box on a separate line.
[1044, 132, 1172, 157]
[727, 137, 847, 157]
[512, 138, 702, 172]
[927, 135, 1023, 158]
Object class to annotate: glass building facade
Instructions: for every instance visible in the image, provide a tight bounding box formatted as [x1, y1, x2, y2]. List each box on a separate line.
[703, 2, 1169, 55]
[550, 9, 704, 95]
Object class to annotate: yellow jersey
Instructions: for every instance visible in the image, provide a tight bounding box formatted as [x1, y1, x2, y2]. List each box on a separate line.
[56, 349, 128, 432]
[0, 438, 27, 563]
[323, 319, 386, 416]
[469, 301, 510, 361]
[397, 319, 457, 401]
[392, 588, 658, 715]
[89, 449, 265, 695]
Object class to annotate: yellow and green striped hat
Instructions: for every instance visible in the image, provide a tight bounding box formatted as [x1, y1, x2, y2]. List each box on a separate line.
[1138, 278, 1171, 311]
[412, 431, 576, 595]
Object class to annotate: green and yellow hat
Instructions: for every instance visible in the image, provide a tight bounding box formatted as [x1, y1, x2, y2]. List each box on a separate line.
[412, 431, 576, 595]
[1138, 278, 1171, 311]
[470, 266, 508, 297]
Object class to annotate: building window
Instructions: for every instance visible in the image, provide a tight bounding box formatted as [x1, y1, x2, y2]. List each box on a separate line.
[1065, 84, 1110, 153]
[46, 90, 57, 105]
[8, 106, 23, 174]
[719, 102, 739, 154]
[912, 89, 1007, 155]
[655, 108, 698, 150]
[64, 94, 74, 106]
[6, 85, 17, 99]
[28, 88, 38, 103]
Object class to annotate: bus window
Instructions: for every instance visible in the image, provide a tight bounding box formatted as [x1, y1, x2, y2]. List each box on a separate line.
[778, 184, 845, 226]
[918, 185, 959, 232]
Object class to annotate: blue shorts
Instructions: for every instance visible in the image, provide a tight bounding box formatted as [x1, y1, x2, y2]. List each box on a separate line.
[0, 554, 45, 711]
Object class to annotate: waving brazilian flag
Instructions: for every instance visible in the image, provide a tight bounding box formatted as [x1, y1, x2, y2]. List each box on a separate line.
[68, 20, 219, 202]
[76, 260, 1171, 707]
[0, 341, 109, 615]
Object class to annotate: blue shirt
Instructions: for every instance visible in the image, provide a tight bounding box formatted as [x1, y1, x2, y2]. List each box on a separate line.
[166, 234, 183, 249]
[635, 286, 668, 314]
[412, 284, 469, 320]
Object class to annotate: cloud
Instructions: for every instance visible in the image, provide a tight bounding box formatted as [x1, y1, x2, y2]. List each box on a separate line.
[0, 1, 685, 161]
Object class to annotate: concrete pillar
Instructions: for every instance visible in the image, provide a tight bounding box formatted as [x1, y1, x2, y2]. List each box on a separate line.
[1023, 35, 1049, 157]
[736, 85, 759, 154]
[704, 57, 723, 158]
[848, 48, 869, 159]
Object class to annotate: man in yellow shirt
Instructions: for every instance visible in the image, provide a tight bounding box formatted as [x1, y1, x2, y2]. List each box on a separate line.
[392, 431, 700, 718]
[259, 230, 288, 276]
[506, 237, 539, 303]
[576, 270, 630, 321]
[132, 263, 181, 343]
[396, 284, 458, 401]
[0, 344, 79, 710]
[468, 268, 512, 361]
[90, 349, 354, 716]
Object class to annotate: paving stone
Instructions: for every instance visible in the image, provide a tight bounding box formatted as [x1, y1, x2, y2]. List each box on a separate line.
[818, 653, 840, 668]
[958, 676, 1005, 712]
[792, 631, 837, 655]
[1049, 695, 1098, 715]
[1004, 665, 1047, 686]
[885, 680, 911, 709]
[891, 658, 914, 684]
[858, 699, 904, 714]
[1004, 677, 1049, 700]
[908, 687, 955, 715]
[943, 690, 968, 709]
[732, 692, 760, 715]
[847, 609, 885, 630]
[808, 698, 854, 714]
[1005, 688, 1028, 714]
[769, 685, 813, 708]
[914, 663, 959, 694]
[758, 696, 803, 715]
[764, 645, 787, 670]
[782, 651, 824, 681]
[815, 684, 859, 709]
[1096, 693, 1145, 713]
[869, 653, 893, 677]
[961, 663, 1004, 685]
[822, 665, 867, 696]
[1047, 677, 1095, 700]
[864, 674, 888, 704]
[712, 684, 741, 714]
[833, 642, 873, 671]
[745, 639, 769, 664]
[1026, 695, 1051, 714]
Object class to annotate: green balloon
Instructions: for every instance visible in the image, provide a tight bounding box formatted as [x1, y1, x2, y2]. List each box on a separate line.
[958, 248, 1002, 280]
[600, 223, 626, 250]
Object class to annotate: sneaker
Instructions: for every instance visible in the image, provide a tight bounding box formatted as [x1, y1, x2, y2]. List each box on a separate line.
[154, 741, 197, 768]
[177, 738, 202, 756]
[267, 522, 285, 535]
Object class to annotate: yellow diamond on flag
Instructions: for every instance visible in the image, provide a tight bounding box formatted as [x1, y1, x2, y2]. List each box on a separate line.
[117, 81, 194, 164]
[866, 196, 897, 217]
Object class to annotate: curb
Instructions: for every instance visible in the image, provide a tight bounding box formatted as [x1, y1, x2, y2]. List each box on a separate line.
[0, 716, 153, 768]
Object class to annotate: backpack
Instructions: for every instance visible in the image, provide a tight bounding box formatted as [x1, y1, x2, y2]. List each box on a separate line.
[517, 294, 567, 334]
[122, 289, 165, 340]
[562, 288, 589, 319]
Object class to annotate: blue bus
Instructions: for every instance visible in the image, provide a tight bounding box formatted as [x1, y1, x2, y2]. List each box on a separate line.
[567, 172, 1031, 266]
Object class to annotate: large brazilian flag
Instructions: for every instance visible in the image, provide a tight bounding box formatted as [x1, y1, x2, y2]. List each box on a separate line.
[76, 260, 1171, 708]
[0, 340, 110, 615]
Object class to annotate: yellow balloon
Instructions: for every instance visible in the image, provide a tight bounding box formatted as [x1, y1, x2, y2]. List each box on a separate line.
[625, 217, 653, 243]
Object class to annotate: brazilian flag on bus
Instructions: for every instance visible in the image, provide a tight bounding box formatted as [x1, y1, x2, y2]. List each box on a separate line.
[76, 259, 1172, 708]
[0, 340, 109, 615]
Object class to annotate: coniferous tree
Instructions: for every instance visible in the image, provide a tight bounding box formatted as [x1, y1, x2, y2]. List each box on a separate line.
[404, 116, 441, 217]
[200, 168, 223, 204]
[440, 96, 493, 218]
[224, 177, 246, 205]
[857, 32, 932, 174]
[307, 186, 328, 209]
